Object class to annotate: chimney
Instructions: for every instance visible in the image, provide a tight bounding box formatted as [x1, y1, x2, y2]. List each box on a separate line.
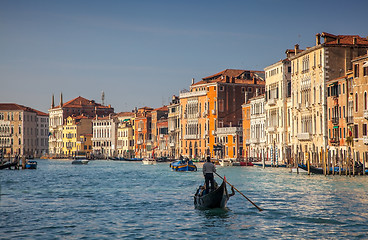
[294, 44, 299, 55]
[337, 37, 340, 44]
[244, 92, 248, 104]
[316, 33, 321, 45]
[191, 78, 195, 85]
[60, 92, 63, 107]
[51, 94, 55, 108]
[108, 104, 111, 108]
[353, 37, 357, 45]
[256, 88, 259, 96]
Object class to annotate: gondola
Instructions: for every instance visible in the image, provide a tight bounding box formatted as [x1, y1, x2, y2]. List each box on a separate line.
[298, 163, 367, 175]
[194, 180, 234, 209]
[0, 161, 18, 170]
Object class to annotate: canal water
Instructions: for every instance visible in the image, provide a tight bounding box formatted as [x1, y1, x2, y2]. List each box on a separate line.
[1, 160, 368, 239]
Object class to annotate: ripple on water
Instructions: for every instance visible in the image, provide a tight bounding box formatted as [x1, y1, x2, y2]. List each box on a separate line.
[1, 160, 368, 239]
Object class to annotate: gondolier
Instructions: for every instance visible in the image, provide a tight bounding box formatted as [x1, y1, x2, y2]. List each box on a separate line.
[203, 156, 216, 194]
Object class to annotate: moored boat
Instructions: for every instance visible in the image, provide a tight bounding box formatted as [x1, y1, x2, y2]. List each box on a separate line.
[25, 160, 37, 169]
[170, 159, 197, 171]
[72, 159, 89, 165]
[298, 163, 367, 175]
[142, 158, 156, 165]
[120, 157, 143, 161]
[194, 180, 234, 209]
[219, 159, 232, 167]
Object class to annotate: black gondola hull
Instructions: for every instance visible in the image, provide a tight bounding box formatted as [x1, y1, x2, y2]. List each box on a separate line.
[194, 180, 229, 209]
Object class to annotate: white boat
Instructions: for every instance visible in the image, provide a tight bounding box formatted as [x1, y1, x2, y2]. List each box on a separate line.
[219, 159, 232, 167]
[291, 167, 308, 173]
[142, 158, 156, 165]
[72, 159, 89, 165]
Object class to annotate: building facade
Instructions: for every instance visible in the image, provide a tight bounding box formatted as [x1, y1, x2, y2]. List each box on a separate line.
[62, 115, 92, 156]
[264, 57, 292, 164]
[134, 107, 153, 158]
[351, 52, 368, 160]
[116, 112, 135, 158]
[168, 96, 180, 159]
[180, 69, 265, 159]
[92, 114, 118, 158]
[49, 95, 114, 156]
[249, 94, 266, 161]
[0, 103, 48, 158]
[290, 33, 368, 158]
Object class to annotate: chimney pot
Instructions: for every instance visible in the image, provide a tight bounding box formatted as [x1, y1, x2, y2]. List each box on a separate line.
[353, 37, 357, 45]
[294, 44, 299, 54]
[316, 33, 321, 45]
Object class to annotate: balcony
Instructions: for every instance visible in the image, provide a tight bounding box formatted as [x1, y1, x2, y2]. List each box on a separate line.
[212, 110, 216, 115]
[346, 116, 354, 124]
[329, 138, 340, 146]
[268, 98, 276, 106]
[216, 127, 242, 135]
[179, 90, 207, 99]
[364, 136, 368, 145]
[267, 126, 276, 132]
[184, 134, 198, 140]
[169, 142, 175, 147]
[159, 134, 164, 139]
[249, 138, 260, 144]
[137, 140, 143, 145]
[331, 117, 339, 125]
[364, 110, 368, 119]
[297, 132, 311, 141]
[137, 128, 142, 132]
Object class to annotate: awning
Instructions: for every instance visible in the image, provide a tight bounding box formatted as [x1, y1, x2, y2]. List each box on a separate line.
[333, 126, 339, 129]
[123, 119, 130, 122]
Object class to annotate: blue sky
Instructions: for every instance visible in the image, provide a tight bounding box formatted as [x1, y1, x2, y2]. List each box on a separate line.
[1, 0, 367, 113]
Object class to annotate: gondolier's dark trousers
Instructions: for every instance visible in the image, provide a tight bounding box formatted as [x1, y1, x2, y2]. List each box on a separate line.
[204, 173, 214, 194]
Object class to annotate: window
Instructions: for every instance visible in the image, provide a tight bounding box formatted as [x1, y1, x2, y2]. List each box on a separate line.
[354, 64, 359, 78]
[364, 65, 368, 76]
[355, 93, 358, 112]
[342, 84, 345, 94]
[365, 92, 367, 110]
[354, 124, 359, 138]
[363, 124, 367, 136]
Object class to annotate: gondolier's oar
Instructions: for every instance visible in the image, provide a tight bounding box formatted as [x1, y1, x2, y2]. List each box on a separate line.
[214, 172, 263, 212]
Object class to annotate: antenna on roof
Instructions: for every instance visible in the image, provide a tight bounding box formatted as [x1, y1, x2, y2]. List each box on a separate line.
[101, 91, 105, 106]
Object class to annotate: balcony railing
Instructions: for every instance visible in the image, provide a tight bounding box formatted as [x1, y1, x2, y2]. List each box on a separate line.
[267, 126, 276, 132]
[249, 138, 260, 144]
[169, 142, 175, 147]
[268, 98, 276, 106]
[329, 138, 340, 146]
[137, 128, 142, 132]
[137, 140, 143, 145]
[346, 116, 354, 124]
[184, 134, 199, 140]
[363, 136, 368, 145]
[297, 132, 311, 141]
[331, 117, 339, 125]
[364, 110, 368, 119]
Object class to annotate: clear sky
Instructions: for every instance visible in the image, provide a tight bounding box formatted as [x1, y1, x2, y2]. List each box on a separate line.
[1, 0, 367, 113]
